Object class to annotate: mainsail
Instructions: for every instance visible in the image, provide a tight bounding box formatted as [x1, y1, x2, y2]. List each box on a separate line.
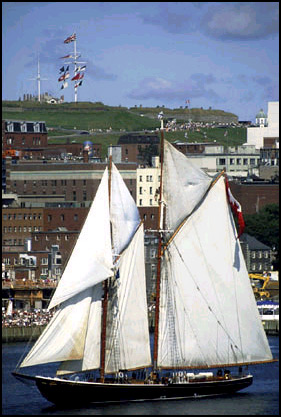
[20, 163, 152, 374]
[157, 140, 273, 369]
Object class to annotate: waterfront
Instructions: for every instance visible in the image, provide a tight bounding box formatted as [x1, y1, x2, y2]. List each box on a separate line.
[2, 336, 279, 415]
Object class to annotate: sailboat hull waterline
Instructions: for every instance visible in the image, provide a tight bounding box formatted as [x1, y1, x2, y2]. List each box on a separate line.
[13, 373, 253, 406]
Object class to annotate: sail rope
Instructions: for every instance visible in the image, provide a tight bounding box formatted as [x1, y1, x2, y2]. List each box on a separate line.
[161, 256, 182, 367]
[169, 238, 245, 364]
[226, 208, 245, 363]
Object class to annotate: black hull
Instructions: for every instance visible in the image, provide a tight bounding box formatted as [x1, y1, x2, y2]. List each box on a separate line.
[32, 375, 253, 406]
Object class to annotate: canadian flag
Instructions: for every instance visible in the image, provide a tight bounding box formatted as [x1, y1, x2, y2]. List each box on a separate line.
[224, 175, 245, 239]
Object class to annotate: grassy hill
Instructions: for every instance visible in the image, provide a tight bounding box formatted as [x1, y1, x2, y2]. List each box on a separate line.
[2, 101, 247, 158]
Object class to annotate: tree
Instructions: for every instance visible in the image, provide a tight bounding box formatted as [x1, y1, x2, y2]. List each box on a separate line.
[243, 204, 279, 269]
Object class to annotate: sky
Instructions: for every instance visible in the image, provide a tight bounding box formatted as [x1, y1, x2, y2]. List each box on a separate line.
[2, 2, 279, 121]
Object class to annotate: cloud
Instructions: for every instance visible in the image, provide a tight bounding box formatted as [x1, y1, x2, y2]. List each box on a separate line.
[140, 2, 279, 41]
[202, 2, 279, 41]
[127, 74, 222, 104]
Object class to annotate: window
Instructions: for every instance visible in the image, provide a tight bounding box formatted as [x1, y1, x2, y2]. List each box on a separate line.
[61, 214, 65, 221]
[243, 158, 248, 165]
[74, 214, 78, 221]
[48, 215, 52, 222]
[139, 187, 143, 195]
[139, 175, 143, 182]
[41, 258, 48, 265]
[139, 199, 142, 206]
[252, 252, 256, 259]
[150, 187, 153, 194]
[230, 158, 235, 165]
[219, 158, 226, 165]
[150, 199, 153, 205]
[250, 159, 255, 166]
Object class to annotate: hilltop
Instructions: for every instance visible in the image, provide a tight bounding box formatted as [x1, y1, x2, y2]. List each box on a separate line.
[2, 101, 246, 158]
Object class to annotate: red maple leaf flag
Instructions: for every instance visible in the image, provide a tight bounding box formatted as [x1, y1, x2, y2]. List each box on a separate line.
[224, 175, 245, 239]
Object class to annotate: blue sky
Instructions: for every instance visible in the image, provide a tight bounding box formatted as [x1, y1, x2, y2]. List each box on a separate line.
[2, 2, 279, 121]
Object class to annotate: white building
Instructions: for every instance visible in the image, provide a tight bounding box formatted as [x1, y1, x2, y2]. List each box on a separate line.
[174, 143, 260, 177]
[136, 157, 160, 207]
[247, 102, 279, 149]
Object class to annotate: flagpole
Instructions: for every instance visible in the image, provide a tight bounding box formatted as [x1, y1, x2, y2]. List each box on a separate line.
[74, 37, 78, 103]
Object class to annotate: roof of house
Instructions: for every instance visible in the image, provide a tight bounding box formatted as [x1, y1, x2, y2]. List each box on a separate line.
[240, 233, 271, 250]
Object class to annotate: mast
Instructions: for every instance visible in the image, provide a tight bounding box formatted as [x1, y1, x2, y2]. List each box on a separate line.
[73, 37, 78, 103]
[153, 115, 165, 371]
[28, 54, 48, 103]
[100, 153, 112, 382]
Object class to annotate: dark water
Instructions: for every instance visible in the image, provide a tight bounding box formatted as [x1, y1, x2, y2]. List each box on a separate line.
[2, 336, 279, 415]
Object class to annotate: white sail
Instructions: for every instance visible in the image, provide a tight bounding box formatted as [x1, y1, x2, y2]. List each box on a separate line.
[20, 285, 102, 368]
[105, 224, 152, 373]
[110, 162, 140, 255]
[48, 168, 114, 309]
[163, 140, 212, 233]
[158, 176, 273, 368]
[105, 163, 151, 373]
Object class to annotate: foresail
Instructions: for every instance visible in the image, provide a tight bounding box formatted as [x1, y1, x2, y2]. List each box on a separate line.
[158, 177, 272, 368]
[48, 168, 114, 309]
[163, 140, 212, 233]
[56, 283, 103, 375]
[110, 162, 140, 255]
[105, 224, 152, 373]
[20, 286, 102, 368]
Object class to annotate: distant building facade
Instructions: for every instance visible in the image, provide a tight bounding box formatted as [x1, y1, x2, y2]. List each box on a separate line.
[247, 101, 279, 149]
[240, 233, 273, 273]
[117, 133, 160, 164]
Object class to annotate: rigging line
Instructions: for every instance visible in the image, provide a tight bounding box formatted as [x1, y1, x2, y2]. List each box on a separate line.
[160, 255, 181, 366]
[163, 247, 209, 367]
[227, 206, 245, 361]
[162, 170, 225, 255]
[170, 239, 244, 359]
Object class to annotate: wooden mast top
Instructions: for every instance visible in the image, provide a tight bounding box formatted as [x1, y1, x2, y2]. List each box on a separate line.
[153, 118, 165, 371]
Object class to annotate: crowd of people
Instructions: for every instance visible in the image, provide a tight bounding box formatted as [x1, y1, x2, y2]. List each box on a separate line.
[2, 308, 55, 328]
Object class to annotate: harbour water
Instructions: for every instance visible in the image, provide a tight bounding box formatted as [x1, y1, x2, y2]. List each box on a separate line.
[2, 336, 279, 415]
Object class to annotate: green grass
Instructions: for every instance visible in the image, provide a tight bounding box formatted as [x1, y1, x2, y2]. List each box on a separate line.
[3, 101, 246, 158]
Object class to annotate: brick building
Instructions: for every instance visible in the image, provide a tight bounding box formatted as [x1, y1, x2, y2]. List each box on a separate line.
[2, 120, 48, 159]
[118, 133, 160, 164]
[229, 180, 279, 214]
